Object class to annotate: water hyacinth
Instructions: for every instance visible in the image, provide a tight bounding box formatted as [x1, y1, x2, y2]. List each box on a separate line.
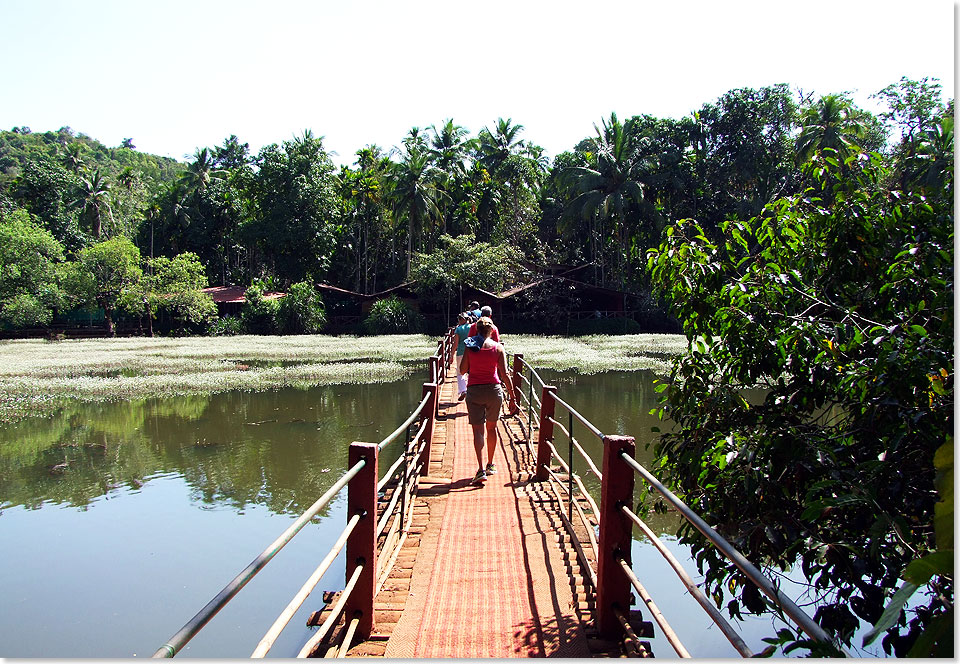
[506, 334, 685, 374]
[0, 333, 684, 424]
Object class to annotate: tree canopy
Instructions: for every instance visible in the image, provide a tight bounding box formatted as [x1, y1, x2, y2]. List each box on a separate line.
[647, 148, 952, 655]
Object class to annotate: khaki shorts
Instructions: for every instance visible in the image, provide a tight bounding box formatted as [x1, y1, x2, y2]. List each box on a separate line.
[465, 383, 504, 425]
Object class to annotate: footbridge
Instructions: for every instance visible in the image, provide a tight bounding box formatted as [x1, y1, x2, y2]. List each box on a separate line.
[153, 330, 838, 658]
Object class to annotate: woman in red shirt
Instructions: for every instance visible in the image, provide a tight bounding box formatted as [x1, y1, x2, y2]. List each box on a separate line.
[458, 317, 513, 485]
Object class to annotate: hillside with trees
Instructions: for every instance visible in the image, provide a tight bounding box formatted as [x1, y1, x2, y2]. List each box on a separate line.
[0, 78, 950, 339]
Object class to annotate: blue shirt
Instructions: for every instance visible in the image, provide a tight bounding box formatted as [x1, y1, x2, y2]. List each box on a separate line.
[455, 323, 471, 355]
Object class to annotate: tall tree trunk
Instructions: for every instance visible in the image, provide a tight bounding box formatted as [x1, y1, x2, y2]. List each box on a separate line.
[104, 308, 115, 337]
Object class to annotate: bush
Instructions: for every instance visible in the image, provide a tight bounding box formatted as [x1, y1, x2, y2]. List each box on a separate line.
[277, 281, 326, 334]
[361, 295, 424, 334]
[0, 293, 52, 328]
[208, 315, 243, 336]
[567, 316, 643, 336]
[241, 282, 280, 334]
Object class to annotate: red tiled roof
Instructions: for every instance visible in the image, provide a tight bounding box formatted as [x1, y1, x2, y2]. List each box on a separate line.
[202, 286, 286, 304]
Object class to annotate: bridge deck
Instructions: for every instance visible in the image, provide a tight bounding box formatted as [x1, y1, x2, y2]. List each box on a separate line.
[343, 363, 617, 657]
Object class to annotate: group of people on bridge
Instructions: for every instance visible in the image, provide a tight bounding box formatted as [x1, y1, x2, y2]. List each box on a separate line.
[453, 301, 514, 486]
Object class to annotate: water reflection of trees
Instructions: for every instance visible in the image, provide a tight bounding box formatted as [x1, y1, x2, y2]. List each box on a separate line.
[0, 380, 423, 514]
[1, 371, 695, 533]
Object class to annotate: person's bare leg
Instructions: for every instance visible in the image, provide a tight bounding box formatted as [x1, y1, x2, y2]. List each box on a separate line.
[485, 420, 497, 465]
[471, 422, 485, 470]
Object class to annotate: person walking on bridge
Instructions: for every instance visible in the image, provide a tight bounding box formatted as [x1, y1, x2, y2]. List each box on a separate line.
[453, 312, 471, 401]
[468, 305, 499, 342]
[459, 316, 512, 485]
[466, 300, 481, 321]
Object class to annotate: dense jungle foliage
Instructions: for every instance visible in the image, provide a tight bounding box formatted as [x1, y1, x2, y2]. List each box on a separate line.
[0, 78, 949, 337]
[0, 78, 953, 654]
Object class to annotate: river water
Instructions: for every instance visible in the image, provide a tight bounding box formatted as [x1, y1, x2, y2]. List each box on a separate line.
[0, 370, 880, 657]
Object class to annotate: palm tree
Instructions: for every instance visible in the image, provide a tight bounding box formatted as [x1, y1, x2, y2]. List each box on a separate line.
[559, 113, 656, 287]
[62, 142, 86, 174]
[428, 119, 477, 236]
[386, 145, 447, 278]
[475, 118, 547, 237]
[180, 148, 223, 194]
[429, 119, 474, 179]
[904, 114, 954, 196]
[117, 167, 139, 191]
[795, 94, 867, 163]
[76, 169, 114, 238]
[477, 118, 525, 176]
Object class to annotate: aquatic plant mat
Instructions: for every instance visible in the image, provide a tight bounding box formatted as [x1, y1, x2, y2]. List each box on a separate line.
[0, 333, 684, 424]
[376, 370, 603, 658]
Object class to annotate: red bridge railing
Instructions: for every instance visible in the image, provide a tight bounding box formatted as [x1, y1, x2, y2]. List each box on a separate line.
[505, 352, 843, 658]
[153, 329, 458, 659]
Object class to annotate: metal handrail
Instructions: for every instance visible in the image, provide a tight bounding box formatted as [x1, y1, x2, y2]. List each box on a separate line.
[508, 353, 840, 656]
[619, 505, 753, 657]
[551, 391, 604, 440]
[377, 393, 431, 451]
[544, 468, 598, 588]
[378, 453, 406, 493]
[543, 439, 571, 475]
[296, 564, 364, 657]
[335, 613, 362, 658]
[613, 606, 650, 657]
[516, 356, 547, 392]
[546, 415, 602, 481]
[251, 512, 362, 657]
[617, 557, 691, 658]
[617, 451, 841, 650]
[153, 459, 368, 658]
[156, 333, 451, 659]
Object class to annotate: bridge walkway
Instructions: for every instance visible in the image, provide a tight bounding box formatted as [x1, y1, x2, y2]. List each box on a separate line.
[342, 362, 620, 657]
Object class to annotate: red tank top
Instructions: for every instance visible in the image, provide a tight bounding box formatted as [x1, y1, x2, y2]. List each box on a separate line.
[467, 344, 501, 385]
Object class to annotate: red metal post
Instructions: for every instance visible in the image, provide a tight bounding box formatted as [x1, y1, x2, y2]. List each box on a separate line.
[596, 434, 636, 638]
[429, 355, 439, 385]
[509, 353, 523, 415]
[436, 341, 444, 381]
[345, 441, 379, 638]
[419, 382, 437, 476]
[535, 386, 557, 481]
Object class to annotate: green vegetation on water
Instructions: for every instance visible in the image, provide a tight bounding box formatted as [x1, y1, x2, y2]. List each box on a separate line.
[0, 333, 685, 424]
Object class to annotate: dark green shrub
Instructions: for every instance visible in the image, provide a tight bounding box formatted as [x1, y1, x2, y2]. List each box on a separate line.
[0, 293, 53, 328]
[361, 295, 424, 334]
[277, 281, 326, 334]
[209, 315, 243, 336]
[241, 282, 280, 334]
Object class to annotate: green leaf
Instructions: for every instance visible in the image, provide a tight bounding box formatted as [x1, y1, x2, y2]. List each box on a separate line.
[906, 610, 954, 657]
[902, 551, 954, 585]
[861, 582, 919, 647]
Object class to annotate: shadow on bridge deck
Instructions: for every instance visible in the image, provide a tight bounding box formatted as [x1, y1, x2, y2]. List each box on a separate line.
[342, 363, 623, 658]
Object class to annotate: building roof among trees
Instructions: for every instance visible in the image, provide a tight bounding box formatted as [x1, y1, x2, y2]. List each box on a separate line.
[202, 286, 285, 304]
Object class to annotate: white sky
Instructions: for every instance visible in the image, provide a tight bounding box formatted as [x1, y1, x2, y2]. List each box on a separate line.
[1, 0, 955, 167]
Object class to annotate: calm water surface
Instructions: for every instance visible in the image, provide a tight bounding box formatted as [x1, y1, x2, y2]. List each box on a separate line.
[0, 379, 422, 658]
[0, 370, 880, 657]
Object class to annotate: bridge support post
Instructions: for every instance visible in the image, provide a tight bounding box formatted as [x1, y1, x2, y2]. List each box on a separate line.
[534, 386, 557, 481]
[429, 355, 439, 385]
[509, 353, 523, 416]
[420, 382, 437, 476]
[596, 434, 636, 639]
[345, 441, 379, 639]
